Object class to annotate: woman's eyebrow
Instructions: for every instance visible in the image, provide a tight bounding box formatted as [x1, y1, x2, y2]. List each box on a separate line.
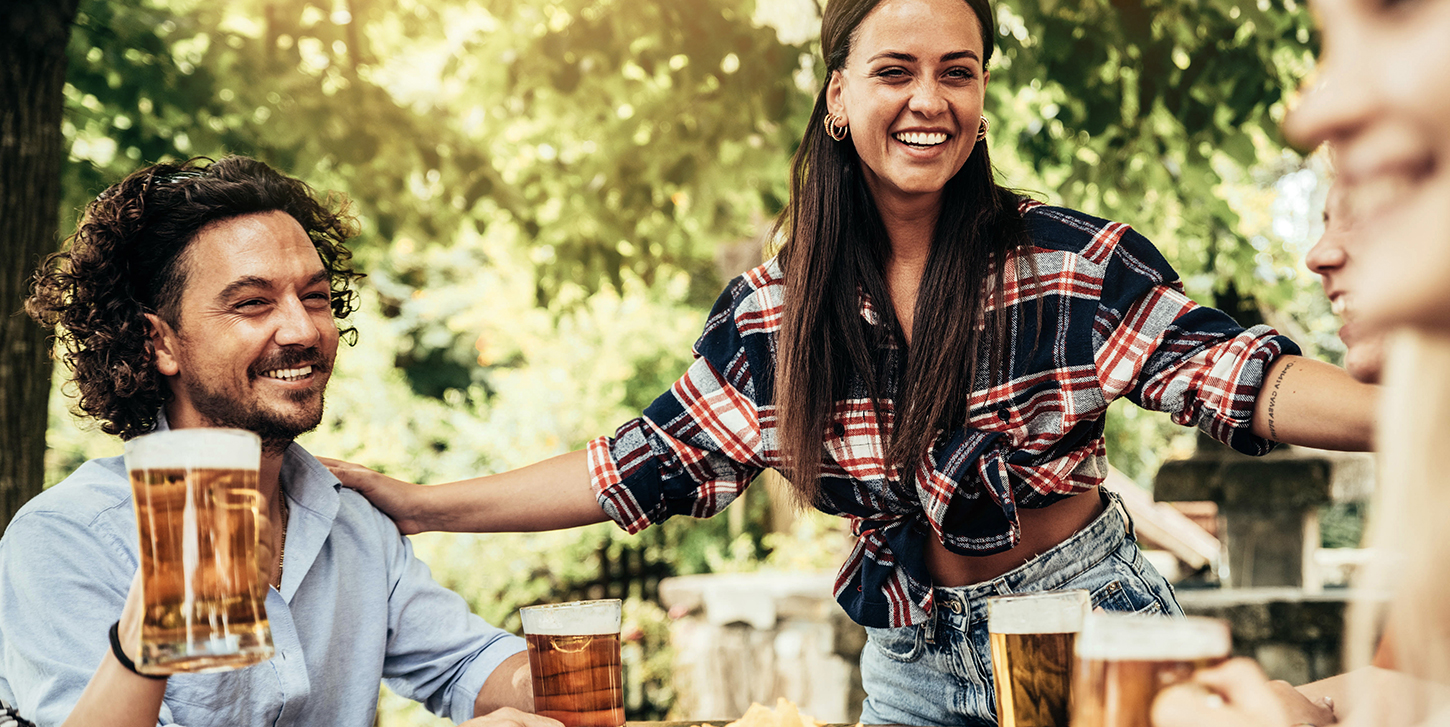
[867, 50, 980, 63]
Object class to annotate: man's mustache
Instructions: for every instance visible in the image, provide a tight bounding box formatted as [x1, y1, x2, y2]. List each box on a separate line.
[248, 347, 330, 377]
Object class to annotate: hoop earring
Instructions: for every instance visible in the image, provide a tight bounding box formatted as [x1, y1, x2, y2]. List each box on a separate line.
[824, 113, 850, 142]
[976, 116, 991, 142]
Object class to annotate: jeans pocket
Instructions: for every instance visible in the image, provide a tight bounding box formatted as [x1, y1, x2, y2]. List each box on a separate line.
[866, 624, 926, 663]
[1089, 579, 1164, 615]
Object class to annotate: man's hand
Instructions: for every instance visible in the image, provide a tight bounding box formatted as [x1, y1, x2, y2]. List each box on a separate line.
[315, 458, 428, 534]
[458, 707, 564, 727]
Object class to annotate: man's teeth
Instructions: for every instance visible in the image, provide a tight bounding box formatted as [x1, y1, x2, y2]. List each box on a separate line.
[261, 366, 312, 382]
[894, 131, 948, 147]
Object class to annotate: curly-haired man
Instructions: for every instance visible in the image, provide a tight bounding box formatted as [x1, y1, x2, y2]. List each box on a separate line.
[1, 157, 557, 727]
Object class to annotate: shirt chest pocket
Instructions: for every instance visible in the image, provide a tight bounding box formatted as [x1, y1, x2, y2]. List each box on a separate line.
[166, 669, 280, 721]
[824, 407, 891, 482]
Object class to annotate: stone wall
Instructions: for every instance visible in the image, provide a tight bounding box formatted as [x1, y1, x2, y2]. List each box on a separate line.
[1178, 588, 1357, 684]
[658, 572, 866, 723]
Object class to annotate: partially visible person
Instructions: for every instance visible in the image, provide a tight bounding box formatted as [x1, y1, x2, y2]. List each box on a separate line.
[3, 156, 551, 727]
[1152, 0, 1450, 723]
[1306, 179, 1385, 385]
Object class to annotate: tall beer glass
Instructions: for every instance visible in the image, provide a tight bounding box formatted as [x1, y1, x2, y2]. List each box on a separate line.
[987, 589, 1090, 727]
[520, 599, 625, 727]
[1071, 614, 1231, 727]
[125, 428, 273, 674]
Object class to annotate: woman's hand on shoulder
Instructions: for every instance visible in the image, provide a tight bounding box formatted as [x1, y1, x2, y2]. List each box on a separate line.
[1152, 658, 1335, 727]
[317, 457, 430, 534]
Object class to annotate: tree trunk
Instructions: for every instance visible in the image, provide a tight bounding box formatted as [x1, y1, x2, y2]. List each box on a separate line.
[0, 0, 79, 532]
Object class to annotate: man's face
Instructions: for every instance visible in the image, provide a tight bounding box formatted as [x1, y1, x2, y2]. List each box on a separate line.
[1285, 0, 1450, 333]
[1305, 181, 1384, 383]
[150, 211, 339, 450]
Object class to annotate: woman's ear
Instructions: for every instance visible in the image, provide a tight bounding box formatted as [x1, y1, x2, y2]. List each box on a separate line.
[145, 313, 181, 377]
[826, 69, 848, 124]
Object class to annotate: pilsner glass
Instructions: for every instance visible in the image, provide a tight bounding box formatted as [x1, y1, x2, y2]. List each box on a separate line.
[124, 428, 273, 674]
[987, 589, 1090, 727]
[520, 599, 625, 727]
[1070, 613, 1232, 727]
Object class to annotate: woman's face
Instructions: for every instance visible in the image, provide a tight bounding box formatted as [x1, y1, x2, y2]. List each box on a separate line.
[1285, 0, 1450, 333]
[826, 0, 988, 211]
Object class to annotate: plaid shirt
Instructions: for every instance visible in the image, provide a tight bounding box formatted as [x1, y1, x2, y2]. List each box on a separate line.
[587, 202, 1298, 628]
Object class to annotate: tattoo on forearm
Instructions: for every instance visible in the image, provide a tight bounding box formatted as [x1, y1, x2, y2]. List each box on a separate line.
[1266, 361, 1295, 441]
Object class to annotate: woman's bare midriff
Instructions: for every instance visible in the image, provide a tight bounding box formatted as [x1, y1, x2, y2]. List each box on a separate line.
[925, 486, 1106, 587]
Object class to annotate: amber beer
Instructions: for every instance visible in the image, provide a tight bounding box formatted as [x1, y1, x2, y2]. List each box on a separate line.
[1070, 614, 1231, 727]
[520, 599, 625, 727]
[987, 590, 1090, 727]
[124, 428, 273, 674]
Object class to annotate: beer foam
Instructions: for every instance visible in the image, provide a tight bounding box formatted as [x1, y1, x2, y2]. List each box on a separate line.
[124, 429, 261, 471]
[986, 591, 1089, 634]
[520, 600, 621, 635]
[1075, 614, 1230, 660]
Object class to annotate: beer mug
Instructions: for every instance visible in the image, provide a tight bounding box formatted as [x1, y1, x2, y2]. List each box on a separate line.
[1070, 613, 1231, 727]
[519, 599, 625, 727]
[987, 589, 1090, 727]
[124, 428, 274, 674]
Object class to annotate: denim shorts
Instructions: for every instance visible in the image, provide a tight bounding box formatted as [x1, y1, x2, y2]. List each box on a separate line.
[858, 489, 1182, 727]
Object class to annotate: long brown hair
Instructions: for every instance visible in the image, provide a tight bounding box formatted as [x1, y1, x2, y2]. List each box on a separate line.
[774, 0, 1032, 505]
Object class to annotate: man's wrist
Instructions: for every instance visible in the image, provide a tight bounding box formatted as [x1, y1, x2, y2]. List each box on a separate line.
[108, 622, 168, 680]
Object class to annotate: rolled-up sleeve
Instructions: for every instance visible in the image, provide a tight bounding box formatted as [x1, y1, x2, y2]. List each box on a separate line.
[589, 279, 771, 534]
[374, 511, 526, 724]
[1094, 228, 1300, 455]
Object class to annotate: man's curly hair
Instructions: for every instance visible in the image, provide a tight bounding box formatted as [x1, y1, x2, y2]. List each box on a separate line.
[26, 156, 363, 441]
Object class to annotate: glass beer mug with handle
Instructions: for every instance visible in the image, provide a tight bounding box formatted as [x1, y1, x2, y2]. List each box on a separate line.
[520, 599, 625, 727]
[987, 589, 1091, 727]
[124, 428, 274, 674]
[1071, 613, 1232, 727]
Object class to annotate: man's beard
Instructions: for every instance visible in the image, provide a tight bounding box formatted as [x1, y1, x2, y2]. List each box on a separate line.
[181, 348, 330, 454]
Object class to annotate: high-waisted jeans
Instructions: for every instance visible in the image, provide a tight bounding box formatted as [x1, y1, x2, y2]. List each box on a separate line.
[858, 490, 1182, 726]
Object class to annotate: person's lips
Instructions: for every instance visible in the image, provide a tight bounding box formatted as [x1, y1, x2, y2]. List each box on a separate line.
[249, 348, 329, 384]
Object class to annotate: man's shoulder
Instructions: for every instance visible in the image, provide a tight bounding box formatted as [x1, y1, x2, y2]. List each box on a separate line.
[3, 456, 136, 563]
[12, 457, 132, 528]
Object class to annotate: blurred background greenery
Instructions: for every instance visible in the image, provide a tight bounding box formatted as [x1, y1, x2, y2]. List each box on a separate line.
[32, 0, 1352, 722]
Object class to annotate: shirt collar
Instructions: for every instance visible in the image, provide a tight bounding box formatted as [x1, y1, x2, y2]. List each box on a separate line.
[151, 410, 342, 601]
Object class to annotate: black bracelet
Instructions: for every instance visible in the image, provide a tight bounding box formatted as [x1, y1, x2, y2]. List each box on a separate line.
[108, 622, 167, 680]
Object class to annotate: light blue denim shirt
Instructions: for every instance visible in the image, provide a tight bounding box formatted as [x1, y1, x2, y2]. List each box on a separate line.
[0, 438, 525, 726]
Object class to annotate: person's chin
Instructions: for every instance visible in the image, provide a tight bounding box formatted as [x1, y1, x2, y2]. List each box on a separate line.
[1340, 325, 1385, 385]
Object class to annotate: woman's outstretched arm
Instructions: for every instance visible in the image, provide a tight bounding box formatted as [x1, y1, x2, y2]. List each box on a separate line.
[1250, 355, 1377, 452]
[321, 449, 608, 534]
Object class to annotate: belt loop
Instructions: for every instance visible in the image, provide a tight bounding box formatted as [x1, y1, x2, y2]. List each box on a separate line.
[925, 594, 938, 645]
[992, 576, 1011, 596]
[1113, 490, 1136, 540]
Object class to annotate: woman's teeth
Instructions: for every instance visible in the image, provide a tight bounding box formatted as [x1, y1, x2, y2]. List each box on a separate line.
[894, 131, 948, 147]
[262, 366, 312, 382]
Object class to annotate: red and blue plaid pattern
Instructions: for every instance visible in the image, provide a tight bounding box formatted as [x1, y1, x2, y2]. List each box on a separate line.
[586, 202, 1297, 628]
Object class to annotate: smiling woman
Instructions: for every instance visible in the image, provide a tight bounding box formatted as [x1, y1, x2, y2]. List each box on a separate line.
[325, 1, 1377, 724]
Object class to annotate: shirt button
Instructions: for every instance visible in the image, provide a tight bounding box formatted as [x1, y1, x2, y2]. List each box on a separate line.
[833, 423, 846, 437]
[997, 409, 1011, 423]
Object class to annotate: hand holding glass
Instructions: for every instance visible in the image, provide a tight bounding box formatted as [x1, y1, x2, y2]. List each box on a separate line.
[125, 428, 273, 674]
